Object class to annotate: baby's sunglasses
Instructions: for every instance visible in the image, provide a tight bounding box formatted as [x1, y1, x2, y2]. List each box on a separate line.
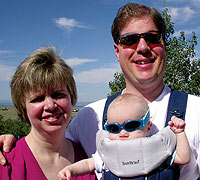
[118, 30, 162, 46]
[104, 109, 150, 134]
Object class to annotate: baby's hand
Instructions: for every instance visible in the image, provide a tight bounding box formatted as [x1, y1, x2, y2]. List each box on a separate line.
[168, 116, 185, 134]
[57, 167, 71, 180]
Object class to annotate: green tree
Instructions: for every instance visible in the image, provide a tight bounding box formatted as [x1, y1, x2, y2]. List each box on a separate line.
[108, 72, 126, 96]
[108, 8, 200, 96]
[163, 8, 200, 96]
[0, 118, 30, 140]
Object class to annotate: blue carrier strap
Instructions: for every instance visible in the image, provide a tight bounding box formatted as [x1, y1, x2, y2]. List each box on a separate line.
[102, 90, 188, 180]
[102, 92, 121, 129]
[161, 89, 188, 180]
[165, 89, 188, 126]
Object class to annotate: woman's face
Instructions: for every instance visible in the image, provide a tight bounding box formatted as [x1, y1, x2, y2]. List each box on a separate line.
[25, 84, 72, 134]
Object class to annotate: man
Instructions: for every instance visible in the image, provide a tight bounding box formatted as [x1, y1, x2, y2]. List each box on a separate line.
[0, 3, 200, 180]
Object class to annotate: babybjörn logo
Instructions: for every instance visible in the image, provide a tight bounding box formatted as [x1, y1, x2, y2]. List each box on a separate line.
[122, 160, 139, 165]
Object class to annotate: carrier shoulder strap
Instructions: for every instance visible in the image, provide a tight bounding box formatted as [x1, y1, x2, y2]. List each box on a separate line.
[165, 89, 188, 126]
[163, 90, 188, 180]
[102, 92, 121, 129]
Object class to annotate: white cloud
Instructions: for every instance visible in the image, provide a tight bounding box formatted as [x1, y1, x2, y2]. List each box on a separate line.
[166, 0, 200, 5]
[174, 29, 193, 36]
[64, 58, 98, 67]
[174, 25, 200, 36]
[53, 17, 93, 32]
[188, 0, 200, 7]
[0, 50, 13, 55]
[0, 50, 16, 81]
[168, 7, 195, 24]
[0, 64, 15, 81]
[74, 63, 121, 84]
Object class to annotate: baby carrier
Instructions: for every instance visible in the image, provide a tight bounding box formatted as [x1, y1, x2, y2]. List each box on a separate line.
[102, 90, 188, 180]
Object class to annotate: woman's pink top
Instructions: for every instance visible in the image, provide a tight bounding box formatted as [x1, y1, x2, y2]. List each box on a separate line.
[0, 137, 95, 180]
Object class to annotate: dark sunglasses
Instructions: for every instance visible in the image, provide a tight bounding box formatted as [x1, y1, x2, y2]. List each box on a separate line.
[118, 31, 162, 46]
[104, 109, 150, 134]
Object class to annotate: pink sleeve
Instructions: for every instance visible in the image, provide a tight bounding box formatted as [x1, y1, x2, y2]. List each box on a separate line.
[0, 160, 11, 180]
[0, 140, 26, 180]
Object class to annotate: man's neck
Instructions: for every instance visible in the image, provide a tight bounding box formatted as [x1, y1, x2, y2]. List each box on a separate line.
[124, 81, 164, 103]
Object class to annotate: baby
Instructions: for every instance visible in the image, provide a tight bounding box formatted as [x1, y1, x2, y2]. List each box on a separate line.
[58, 93, 190, 180]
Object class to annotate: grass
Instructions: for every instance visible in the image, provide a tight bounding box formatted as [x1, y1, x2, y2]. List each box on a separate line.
[0, 106, 79, 122]
[0, 106, 19, 121]
[71, 111, 78, 120]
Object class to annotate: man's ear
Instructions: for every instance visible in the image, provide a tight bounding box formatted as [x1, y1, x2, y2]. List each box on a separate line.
[146, 121, 152, 136]
[162, 39, 167, 51]
[114, 43, 120, 62]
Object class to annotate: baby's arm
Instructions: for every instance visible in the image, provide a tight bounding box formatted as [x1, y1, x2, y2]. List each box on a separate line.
[168, 116, 190, 165]
[57, 157, 95, 180]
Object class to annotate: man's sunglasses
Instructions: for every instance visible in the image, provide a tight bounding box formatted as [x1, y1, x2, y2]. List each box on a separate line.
[104, 109, 150, 134]
[118, 31, 162, 46]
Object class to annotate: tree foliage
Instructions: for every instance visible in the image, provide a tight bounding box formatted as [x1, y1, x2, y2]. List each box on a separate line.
[108, 72, 126, 96]
[108, 8, 200, 96]
[162, 9, 200, 96]
[0, 116, 30, 140]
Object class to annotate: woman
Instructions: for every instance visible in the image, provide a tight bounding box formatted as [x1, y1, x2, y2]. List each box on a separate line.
[0, 47, 95, 180]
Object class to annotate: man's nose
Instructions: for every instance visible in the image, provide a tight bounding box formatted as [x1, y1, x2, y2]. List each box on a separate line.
[136, 37, 150, 54]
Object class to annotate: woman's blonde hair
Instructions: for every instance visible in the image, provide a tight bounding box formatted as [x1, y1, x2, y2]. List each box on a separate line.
[11, 47, 77, 122]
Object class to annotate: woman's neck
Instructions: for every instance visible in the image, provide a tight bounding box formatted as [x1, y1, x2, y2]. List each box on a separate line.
[26, 129, 66, 151]
[25, 130, 74, 180]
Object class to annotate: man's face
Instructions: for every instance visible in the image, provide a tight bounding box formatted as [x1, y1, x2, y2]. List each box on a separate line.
[114, 16, 166, 89]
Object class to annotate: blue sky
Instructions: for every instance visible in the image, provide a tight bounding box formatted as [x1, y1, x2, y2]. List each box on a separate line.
[0, 0, 200, 105]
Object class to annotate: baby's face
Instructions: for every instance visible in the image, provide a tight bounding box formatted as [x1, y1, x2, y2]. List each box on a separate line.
[107, 102, 150, 140]
[108, 126, 147, 140]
